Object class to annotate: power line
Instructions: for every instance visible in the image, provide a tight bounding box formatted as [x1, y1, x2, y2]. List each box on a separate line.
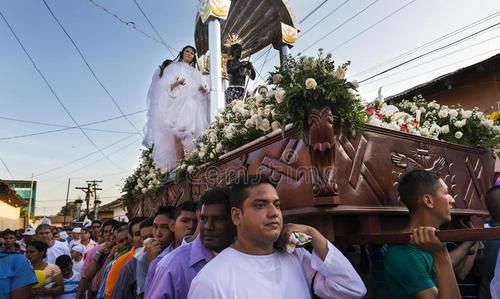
[0, 110, 145, 139]
[0, 9, 120, 170]
[254, 0, 379, 74]
[132, 0, 176, 57]
[362, 47, 500, 95]
[329, 0, 417, 52]
[87, 0, 167, 48]
[42, 137, 141, 182]
[0, 109, 145, 129]
[0, 126, 138, 141]
[359, 22, 500, 83]
[360, 33, 500, 87]
[33, 134, 137, 178]
[299, 0, 330, 23]
[353, 11, 500, 78]
[0, 157, 14, 179]
[42, 0, 143, 137]
[298, 0, 350, 39]
[298, 0, 380, 54]
[252, 0, 339, 66]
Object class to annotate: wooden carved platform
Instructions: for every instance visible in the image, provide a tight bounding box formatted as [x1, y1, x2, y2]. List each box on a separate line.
[130, 108, 496, 244]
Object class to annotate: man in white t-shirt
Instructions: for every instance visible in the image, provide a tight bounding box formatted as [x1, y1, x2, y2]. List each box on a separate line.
[36, 224, 71, 264]
[188, 174, 367, 299]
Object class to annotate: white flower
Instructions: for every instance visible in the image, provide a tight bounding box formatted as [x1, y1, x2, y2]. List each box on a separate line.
[187, 165, 195, 173]
[272, 74, 283, 84]
[271, 121, 281, 131]
[209, 153, 215, 159]
[476, 112, 484, 118]
[141, 188, 147, 193]
[209, 132, 217, 143]
[305, 78, 317, 90]
[198, 150, 205, 159]
[419, 107, 426, 113]
[462, 110, 472, 119]
[244, 119, 254, 129]
[274, 88, 285, 103]
[254, 93, 263, 104]
[390, 112, 407, 122]
[263, 105, 273, 117]
[380, 104, 399, 118]
[351, 80, 359, 89]
[481, 119, 494, 128]
[454, 119, 466, 128]
[449, 109, 458, 119]
[455, 131, 463, 139]
[440, 125, 450, 134]
[258, 119, 271, 132]
[437, 109, 449, 118]
[367, 116, 382, 126]
[334, 66, 345, 79]
[216, 142, 224, 153]
[420, 128, 430, 137]
[429, 123, 440, 135]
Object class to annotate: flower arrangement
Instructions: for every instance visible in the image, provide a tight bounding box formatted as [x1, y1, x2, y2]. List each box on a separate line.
[268, 49, 367, 134]
[177, 91, 283, 175]
[121, 148, 166, 203]
[365, 94, 500, 149]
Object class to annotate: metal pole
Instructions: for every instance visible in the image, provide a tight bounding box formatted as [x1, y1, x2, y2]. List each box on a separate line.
[279, 45, 289, 70]
[208, 17, 224, 122]
[27, 173, 34, 223]
[63, 178, 71, 226]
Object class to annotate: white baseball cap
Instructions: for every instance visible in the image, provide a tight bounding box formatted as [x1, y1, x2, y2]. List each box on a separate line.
[71, 227, 82, 233]
[23, 228, 36, 236]
[71, 244, 85, 255]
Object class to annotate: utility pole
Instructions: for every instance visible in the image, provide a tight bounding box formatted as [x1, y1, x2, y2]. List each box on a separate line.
[75, 180, 102, 219]
[63, 178, 71, 226]
[87, 180, 102, 220]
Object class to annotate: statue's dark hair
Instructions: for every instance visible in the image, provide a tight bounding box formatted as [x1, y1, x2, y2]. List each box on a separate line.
[397, 170, 442, 213]
[159, 59, 173, 78]
[176, 45, 198, 69]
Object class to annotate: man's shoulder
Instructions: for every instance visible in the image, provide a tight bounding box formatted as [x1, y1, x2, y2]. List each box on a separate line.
[158, 242, 193, 270]
[53, 240, 69, 249]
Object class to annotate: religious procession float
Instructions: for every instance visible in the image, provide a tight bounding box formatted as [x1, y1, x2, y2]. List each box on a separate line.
[123, 0, 500, 246]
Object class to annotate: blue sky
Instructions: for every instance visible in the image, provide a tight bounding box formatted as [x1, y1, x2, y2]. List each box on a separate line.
[1, 0, 499, 215]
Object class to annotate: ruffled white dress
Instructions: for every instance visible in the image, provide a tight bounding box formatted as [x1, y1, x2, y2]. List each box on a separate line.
[143, 61, 208, 171]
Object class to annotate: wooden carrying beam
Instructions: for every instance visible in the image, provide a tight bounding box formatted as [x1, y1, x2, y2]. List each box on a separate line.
[334, 227, 500, 245]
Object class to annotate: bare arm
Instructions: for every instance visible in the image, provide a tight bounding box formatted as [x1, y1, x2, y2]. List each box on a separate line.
[10, 286, 32, 299]
[454, 242, 478, 281]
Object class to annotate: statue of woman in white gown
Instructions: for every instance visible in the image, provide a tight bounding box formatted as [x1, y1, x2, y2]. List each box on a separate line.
[143, 45, 209, 171]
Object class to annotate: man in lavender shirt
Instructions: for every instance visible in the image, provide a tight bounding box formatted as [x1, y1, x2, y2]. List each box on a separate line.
[148, 187, 234, 299]
[144, 202, 197, 297]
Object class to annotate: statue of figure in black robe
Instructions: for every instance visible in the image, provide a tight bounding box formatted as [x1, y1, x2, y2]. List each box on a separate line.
[225, 43, 256, 104]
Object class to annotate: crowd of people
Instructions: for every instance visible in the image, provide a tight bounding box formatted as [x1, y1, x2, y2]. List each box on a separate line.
[1, 171, 499, 299]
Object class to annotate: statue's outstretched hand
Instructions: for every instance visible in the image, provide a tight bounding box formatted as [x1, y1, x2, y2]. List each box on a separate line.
[199, 85, 208, 93]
